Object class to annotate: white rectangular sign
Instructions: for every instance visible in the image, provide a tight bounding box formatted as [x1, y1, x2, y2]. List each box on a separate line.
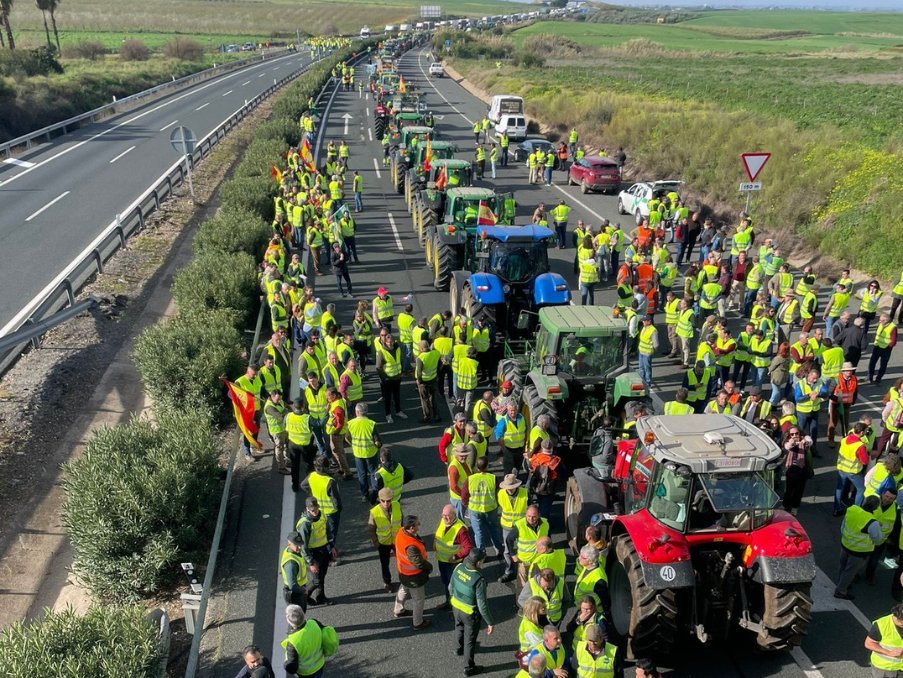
[739, 182, 762, 192]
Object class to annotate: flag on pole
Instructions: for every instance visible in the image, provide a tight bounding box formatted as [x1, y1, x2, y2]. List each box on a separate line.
[435, 164, 448, 191]
[299, 138, 316, 173]
[423, 137, 432, 172]
[271, 164, 283, 184]
[221, 378, 262, 449]
[327, 202, 349, 224]
[399, 75, 407, 93]
[477, 201, 497, 226]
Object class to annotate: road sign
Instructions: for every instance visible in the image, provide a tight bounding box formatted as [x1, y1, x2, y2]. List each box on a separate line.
[169, 126, 197, 156]
[739, 182, 762, 192]
[741, 153, 770, 182]
[444, 39, 452, 49]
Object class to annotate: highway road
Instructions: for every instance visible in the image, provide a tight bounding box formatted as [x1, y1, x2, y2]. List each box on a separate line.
[201, 47, 903, 678]
[0, 47, 328, 341]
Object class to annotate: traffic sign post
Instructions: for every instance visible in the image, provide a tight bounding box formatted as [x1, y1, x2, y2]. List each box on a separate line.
[170, 126, 198, 201]
[740, 153, 770, 213]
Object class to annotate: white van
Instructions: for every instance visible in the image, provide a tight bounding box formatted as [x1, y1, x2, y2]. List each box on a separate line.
[360, 26, 371, 39]
[385, 25, 396, 33]
[488, 95, 524, 124]
[496, 114, 527, 141]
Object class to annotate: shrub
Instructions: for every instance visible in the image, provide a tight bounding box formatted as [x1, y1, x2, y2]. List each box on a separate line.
[164, 37, 204, 61]
[119, 39, 151, 62]
[234, 137, 290, 179]
[0, 606, 160, 677]
[171, 251, 260, 329]
[193, 208, 271, 258]
[62, 412, 221, 601]
[0, 46, 64, 77]
[254, 118, 304, 147]
[219, 175, 276, 222]
[65, 41, 106, 61]
[133, 310, 244, 421]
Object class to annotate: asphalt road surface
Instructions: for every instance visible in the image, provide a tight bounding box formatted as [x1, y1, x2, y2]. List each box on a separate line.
[0, 48, 325, 340]
[202, 47, 903, 678]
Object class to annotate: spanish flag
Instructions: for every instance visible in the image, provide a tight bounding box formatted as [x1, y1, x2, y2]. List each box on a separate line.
[399, 75, 406, 93]
[221, 378, 262, 449]
[299, 139, 316, 173]
[477, 200, 497, 226]
[435, 164, 448, 191]
[423, 137, 432, 173]
[271, 164, 283, 185]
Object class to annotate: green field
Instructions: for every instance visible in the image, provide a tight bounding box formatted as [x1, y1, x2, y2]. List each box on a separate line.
[12, 30, 266, 51]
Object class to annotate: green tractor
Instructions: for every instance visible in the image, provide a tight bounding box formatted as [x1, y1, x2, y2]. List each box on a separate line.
[497, 305, 650, 464]
[404, 140, 459, 214]
[412, 159, 474, 244]
[390, 125, 435, 194]
[423, 187, 514, 291]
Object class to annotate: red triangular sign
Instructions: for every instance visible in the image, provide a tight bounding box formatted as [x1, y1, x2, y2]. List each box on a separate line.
[741, 153, 771, 182]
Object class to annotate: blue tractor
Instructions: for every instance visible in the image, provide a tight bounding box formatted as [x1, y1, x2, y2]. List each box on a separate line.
[448, 225, 571, 338]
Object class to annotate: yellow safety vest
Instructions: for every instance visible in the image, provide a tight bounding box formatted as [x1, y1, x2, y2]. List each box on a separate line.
[533, 641, 565, 671]
[296, 511, 328, 548]
[498, 488, 528, 528]
[841, 504, 875, 553]
[374, 295, 394, 321]
[529, 576, 564, 623]
[347, 416, 378, 458]
[676, 309, 695, 339]
[306, 471, 337, 514]
[370, 501, 401, 545]
[873, 501, 897, 545]
[579, 247, 599, 284]
[467, 472, 498, 513]
[871, 614, 903, 672]
[575, 640, 617, 678]
[472, 400, 493, 438]
[341, 369, 363, 401]
[456, 357, 479, 391]
[376, 342, 402, 377]
[285, 412, 312, 445]
[574, 565, 608, 607]
[866, 463, 903, 498]
[828, 291, 850, 318]
[503, 416, 527, 449]
[664, 299, 680, 325]
[280, 548, 309, 589]
[860, 289, 883, 314]
[821, 347, 845, 379]
[418, 350, 440, 381]
[515, 517, 549, 563]
[376, 463, 405, 500]
[663, 401, 694, 415]
[281, 620, 325, 677]
[471, 327, 490, 352]
[435, 519, 465, 562]
[638, 325, 657, 356]
[305, 386, 327, 419]
[449, 457, 469, 500]
[796, 379, 823, 414]
[875, 322, 897, 349]
[397, 313, 416, 344]
[325, 399, 347, 434]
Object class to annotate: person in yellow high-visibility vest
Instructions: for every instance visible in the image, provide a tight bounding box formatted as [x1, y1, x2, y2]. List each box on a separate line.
[835, 495, 882, 599]
[498, 472, 528, 583]
[435, 503, 474, 609]
[368, 487, 402, 592]
[285, 398, 315, 492]
[506, 504, 549, 589]
[347, 403, 382, 501]
[466, 456, 504, 554]
[281, 531, 310, 608]
[636, 315, 658, 390]
[865, 604, 903, 676]
[869, 313, 898, 386]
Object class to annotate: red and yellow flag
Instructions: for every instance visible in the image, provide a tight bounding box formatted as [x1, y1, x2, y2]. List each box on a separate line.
[435, 164, 448, 191]
[299, 139, 316, 173]
[399, 75, 406, 93]
[423, 137, 432, 172]
[271, 164, 283, 184]
[477, 201, 497, 226]
[221, 378, 262, 449]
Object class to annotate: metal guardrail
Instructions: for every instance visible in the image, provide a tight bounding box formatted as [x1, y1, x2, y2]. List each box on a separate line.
[0, 51, 332, 377]
[0, 47, 294, 158]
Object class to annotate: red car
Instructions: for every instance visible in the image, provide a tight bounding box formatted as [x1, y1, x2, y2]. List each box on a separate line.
[567, 155, 621, 194]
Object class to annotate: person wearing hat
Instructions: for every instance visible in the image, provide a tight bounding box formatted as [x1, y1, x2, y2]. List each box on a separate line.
[264, 389, 290, 475]
[285, 398, 315, 491]
[368, 487, 403, 592]
[371, 287, 394, 330]
[495, 401, 528, 474]
[498, 472, 528, 583]
[449, 548, 496, 676]
[829, 361, 859, 443]
[281, 531, 310, 609]
[570, 621, 617, 677]
[295, 497, 337, 606]
[448, 443, 473, 522]
[569, 346, 592, 377]
[636, 315, 658, 390]
[738, 386, 771, 426]
[492, 380, 517, 418]
[440, 412, 469, 464]
[682, 361, 713, 413]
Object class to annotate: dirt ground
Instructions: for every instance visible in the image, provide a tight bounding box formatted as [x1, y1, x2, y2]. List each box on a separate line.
[0, 94, 277, 671]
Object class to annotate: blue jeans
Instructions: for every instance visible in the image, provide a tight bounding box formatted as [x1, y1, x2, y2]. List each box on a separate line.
[580, 283, 595, 305]
[470, 509, 503, 551]
[752, 366, 767, 388]
[450, 497, 467, 523]
[354, 191, 363, 211]
[768, 382, 785, 406]
[554, 222, 567, 248]
[825, 315, 836, 336]
[638, 353, 653, 388]
[491, 160, 497, 179]
[355, 455, 378, 499]
[310, 420, 328, 456]
[743, 288, 758, 317]
[798, 411, 819, 450]
[545, 166, 553, 184]
[400, 342, 412, 373]
[834, 471, 865, 513]
[698, 244, 710, 263]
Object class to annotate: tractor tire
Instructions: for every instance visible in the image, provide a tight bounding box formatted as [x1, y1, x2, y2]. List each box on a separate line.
[395, 162, 405, 195]
[425, 229, 434, 266]
[756, 582, 812, 651]
[404, 176, 412, 211]
[462, 283, 485, 321]
[374, 118, 386, 140]
[420, 211, 435, 246]
[496, 358, 524, 404]
[609, 535, 678, 660]
[522, 383, 558, 438]
[433, 237, 453, 291]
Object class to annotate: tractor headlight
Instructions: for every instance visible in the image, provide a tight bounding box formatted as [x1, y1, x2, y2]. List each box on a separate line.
[503, 284, 511, 294]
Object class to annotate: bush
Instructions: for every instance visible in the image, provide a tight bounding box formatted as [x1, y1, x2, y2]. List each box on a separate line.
[254, 118, 304, 148]
[133, 311, 244, 421]
[0, 46, 63, 77]
[193, 208, 272, 258]
[62, 412, 222, 601]
[119, 39, 151, 62]
[65, 41, 106, 61]
[0, 606, 160, 677]
[219, 175, 276, 222]
[171, 251, 260, 329]
[234, 137, 290, 179]
[164, 37, 204, 61]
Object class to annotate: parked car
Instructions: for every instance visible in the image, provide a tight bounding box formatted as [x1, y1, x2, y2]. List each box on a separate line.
[241, 42, 256, 51]
[568, 155, 621, 194]
[225, 44, 239, 53]
[512, 138, 553, 164]
[429, 62, 445, 77]
[617, 180, 683, 223]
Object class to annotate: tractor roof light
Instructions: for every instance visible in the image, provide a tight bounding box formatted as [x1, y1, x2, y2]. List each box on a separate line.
[447, 225, 456, 234]
[645, 432, 656, 445]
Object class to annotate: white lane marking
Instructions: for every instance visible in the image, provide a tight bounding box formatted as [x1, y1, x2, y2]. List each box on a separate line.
[553, 183, 606, 222]
[109, 145, 136, 164]
[790, 647, 826, 678]
[159, 120, 179, 132]
[368, 128, 373, 142]
[0, 50, 305, 188]
[372, 157, 381, 179]
[812, 567, 871, 630]
[195, 102, 210, 111]
[3, 158, 36, 168]
[25, 191, 70, 222]
[365, 106, 370, 116]
[416, 52, 475, 125]
[387, 212, 404, 252]
[273, 66, 281, 71]
[241, 80, 252, 86]
[258, 73, 266, 78]
[222, 89, 234, 97]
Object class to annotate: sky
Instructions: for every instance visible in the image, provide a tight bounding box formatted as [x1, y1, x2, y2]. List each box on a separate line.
[603, 0, 902, 8]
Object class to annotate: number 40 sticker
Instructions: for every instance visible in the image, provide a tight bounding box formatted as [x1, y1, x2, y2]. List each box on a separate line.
[659, 565, 676, 582]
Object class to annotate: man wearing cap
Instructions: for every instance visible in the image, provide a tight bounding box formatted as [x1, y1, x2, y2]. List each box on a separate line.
[498, 472, 528, 583]
[738, 386, 771, 426]
[492, 381, 517, 418]
[448, 444, 473, 522]
[394, 515, 433, 630]
[466, 456, 505, 555]
[280, 532, 310, 609]
[372, 287, 394, 330]
[449, 548, 495, 676]
[637, 315, 658, 390]
[295, 497, 337, 606]
[507, 504, 550, 590]
[435, 504, 474, 610]
[496, 401, 528, 474]
[465, 421, 488, 468]
[416, 339, 441, 423]
[569, 346, 593, 376]
[570, 623, 617, 678]
[368, 488, 403, 592]
[829, 361, 859, 443]
[440, 412, 469, 464]
[264, 390, 290, 475]
[373, 446, 413, 504]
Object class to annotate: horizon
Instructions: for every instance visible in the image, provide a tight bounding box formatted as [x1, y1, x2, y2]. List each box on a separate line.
[599, 0, 903, 9]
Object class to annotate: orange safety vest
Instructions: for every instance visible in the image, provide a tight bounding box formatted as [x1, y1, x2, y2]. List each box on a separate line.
[637, 227, 653, 248]
[395, 530, 428, 576]
[835, 373, 858, 405]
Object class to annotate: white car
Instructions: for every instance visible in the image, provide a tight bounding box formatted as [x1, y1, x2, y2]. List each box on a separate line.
[428, 62, 445, 77]
[617, 180, 683, 224]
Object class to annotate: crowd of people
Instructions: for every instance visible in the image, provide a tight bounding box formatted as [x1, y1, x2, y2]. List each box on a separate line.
[227, 49, 903, 677]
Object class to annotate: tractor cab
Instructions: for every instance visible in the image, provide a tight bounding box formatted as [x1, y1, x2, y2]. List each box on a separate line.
[409, 140, 458, 178]
[396, 125, 434, 154]
[441, 187, 512, 229]
[469, 225, 554, 284]
[394, 111, 424, 129]
[378, 72, 400, 94]
[396, 92, 425, 114]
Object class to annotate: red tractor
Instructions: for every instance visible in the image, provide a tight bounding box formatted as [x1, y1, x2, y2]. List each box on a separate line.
[566, 414, 815, 658]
